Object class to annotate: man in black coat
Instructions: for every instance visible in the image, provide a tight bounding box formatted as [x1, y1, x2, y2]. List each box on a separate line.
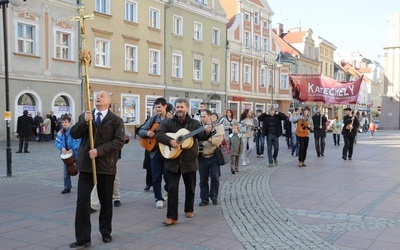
[50, 111, 57, 140]
[342, 108, 360, 160]
[311, 107, 327, 157]
[69, 90, 125, 248]
[258, 107, 287, 167]
[16, 110, 34, 153]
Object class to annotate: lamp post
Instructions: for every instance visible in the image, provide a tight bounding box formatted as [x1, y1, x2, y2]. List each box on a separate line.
[1, 0, 26, 176]
[263, 52, 283, 108]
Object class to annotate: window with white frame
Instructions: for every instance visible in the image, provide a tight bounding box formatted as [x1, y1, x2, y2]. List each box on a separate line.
[121, 94, 139, 124]
[263, 20, 268, 29]
[125, 0, 137, 22]
[172, 52, 183, 78]
[193, 58, 202, 80]
[17, 23, 36, 54]
[244, 31, 250, 47]
[244, 12, 250, 21]
[244, 65, 251, 84]
[260, 68, 266, 87]
[254, 34, 260, 51]
[231, 62, 239, 82]
[212, 28, 220, 46]
[95, 38, 110, 67]
[280, 73, 289, 89]
[173, 15, 183, 35]
[149, 8, 160, 29]
[55, 31, 71, 60]
[263, 37, 268, 52]
[212, 62, 220, 82]
[194, 22, 203, 41]
[194, 0, 208, 5]
[95, 0, 110, 14]
[254, 11, 259, 25]
[255, 103, 265, 112]
[125, 44, 137, 72]
[149, 49, 160, 75]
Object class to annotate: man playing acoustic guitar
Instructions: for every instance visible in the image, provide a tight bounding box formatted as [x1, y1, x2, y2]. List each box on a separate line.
[156, 98, 212, 226]
[290, 106, 313, 167]
[138, 98, 170, 209]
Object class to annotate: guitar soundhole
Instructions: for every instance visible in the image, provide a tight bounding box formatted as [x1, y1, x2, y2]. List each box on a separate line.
[176, 136, 183, 144]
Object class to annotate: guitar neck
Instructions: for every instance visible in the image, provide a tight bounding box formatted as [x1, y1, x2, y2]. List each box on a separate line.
[181, 126, 205, 141]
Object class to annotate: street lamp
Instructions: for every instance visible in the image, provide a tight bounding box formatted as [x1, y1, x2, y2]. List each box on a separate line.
[1, 0, 27, 177]
[263, 52, 283, 107]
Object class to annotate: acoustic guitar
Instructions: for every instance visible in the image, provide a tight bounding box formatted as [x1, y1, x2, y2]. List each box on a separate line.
[159, 120, 222, 159]
[295, 117, 309, 137]
[139, 122, 159, 151]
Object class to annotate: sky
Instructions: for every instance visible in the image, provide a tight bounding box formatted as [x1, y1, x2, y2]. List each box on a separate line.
[268, 0, 400, 64]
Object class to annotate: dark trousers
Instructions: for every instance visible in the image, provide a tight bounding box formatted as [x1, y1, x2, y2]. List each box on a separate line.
[298, 136, 309, 162]
[18, 136, 29, 151]
[266, 133, 279, 164]
[75, 172, 115, 243]
[333, 134, 340, 145]
[314, 137, 325, 156]
[143, 150, 153, 187]
[255, 133, 265, 155]
[151, 151, 168, 201]
[343, 134, 356, 158]
[199, 155, 220, 202]
[166, 169, 196, 220]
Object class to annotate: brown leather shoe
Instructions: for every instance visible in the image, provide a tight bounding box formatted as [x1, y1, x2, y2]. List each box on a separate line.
[186, 212, 195, 218]
[162, 218, 177, 225]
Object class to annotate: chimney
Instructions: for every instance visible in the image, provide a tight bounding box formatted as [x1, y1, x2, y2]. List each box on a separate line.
[277, 23, 284, 37]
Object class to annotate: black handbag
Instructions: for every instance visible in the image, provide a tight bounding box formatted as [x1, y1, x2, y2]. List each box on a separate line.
[214, 140, 230, 165]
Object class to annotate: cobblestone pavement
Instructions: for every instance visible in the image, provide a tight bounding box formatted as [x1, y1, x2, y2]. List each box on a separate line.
[0, 130, 400, 249]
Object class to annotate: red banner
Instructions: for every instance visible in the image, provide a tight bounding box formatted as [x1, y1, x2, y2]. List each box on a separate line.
[289, 74, 363, 104]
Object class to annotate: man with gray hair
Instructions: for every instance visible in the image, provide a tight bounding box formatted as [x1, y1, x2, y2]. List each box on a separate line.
[258, 107, 287, 167]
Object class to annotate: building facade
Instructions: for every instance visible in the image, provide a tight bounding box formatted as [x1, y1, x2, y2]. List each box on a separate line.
[0, 0, 80, 140]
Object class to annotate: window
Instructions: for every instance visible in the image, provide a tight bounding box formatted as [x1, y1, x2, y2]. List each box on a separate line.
[194, 22, 203, 40]
[244, 31, 250, 47]
[149, 8, 160, 29]
[95, 38, 110, 67]
[55, 31, 71, 60]
[263, 37, 268, 52]
[17, 23, 35, 54]
[173, 15, 183, 35]
[231, 62, 239, 82]
[95, 0, 110, 14]
[149, 49, 160, 75]
[254, 34, 260, 51]
[280, 74, 289, 89]
[244, 12, 250, 21]
[125, 44, 137, 72]
[194, 0, 208, 5]
[212, 28, 220, 46]
[244, 64, 251, 84]
[254, 11, 259, 25]
[260, 68, 266, 87]
[172, 53, 183, 78]
[212, 63, 220, 82]
[263, 20, 268, 29]
[193, 59, 202, 80]
[121, 94, 139, 124]
[125, 0, 137, 22]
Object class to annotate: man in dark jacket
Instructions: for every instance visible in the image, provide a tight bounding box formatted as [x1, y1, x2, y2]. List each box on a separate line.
[156, 98, 211, 226]
[69, 90, 125, 248]
[258, 107, 287, 167]
[16, 110, 33, 153]
[33, 112, 43, 141]
[342, 108, 359, 160]
[312, 107, 327, 157]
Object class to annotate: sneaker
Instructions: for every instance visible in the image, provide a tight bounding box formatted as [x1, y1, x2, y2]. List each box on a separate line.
[242, 161, 247, 166]
[246, 157, 250, 163]
[274, 158, 278, 165]
[156, 200, 164, 209]
[114, 200, 121, 207]
[163, 192, 168, 201]
[199, 200, 209, 206]
[260, 155, 264, 158]
[268, 163, 273, 167]
[61, 189, 71, 194]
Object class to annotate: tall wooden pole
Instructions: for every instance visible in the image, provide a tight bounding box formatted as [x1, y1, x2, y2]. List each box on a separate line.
[72, 6, 97, 184]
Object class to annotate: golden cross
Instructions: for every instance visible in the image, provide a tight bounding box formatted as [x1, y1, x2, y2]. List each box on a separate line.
[71, 5, 94, 47]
